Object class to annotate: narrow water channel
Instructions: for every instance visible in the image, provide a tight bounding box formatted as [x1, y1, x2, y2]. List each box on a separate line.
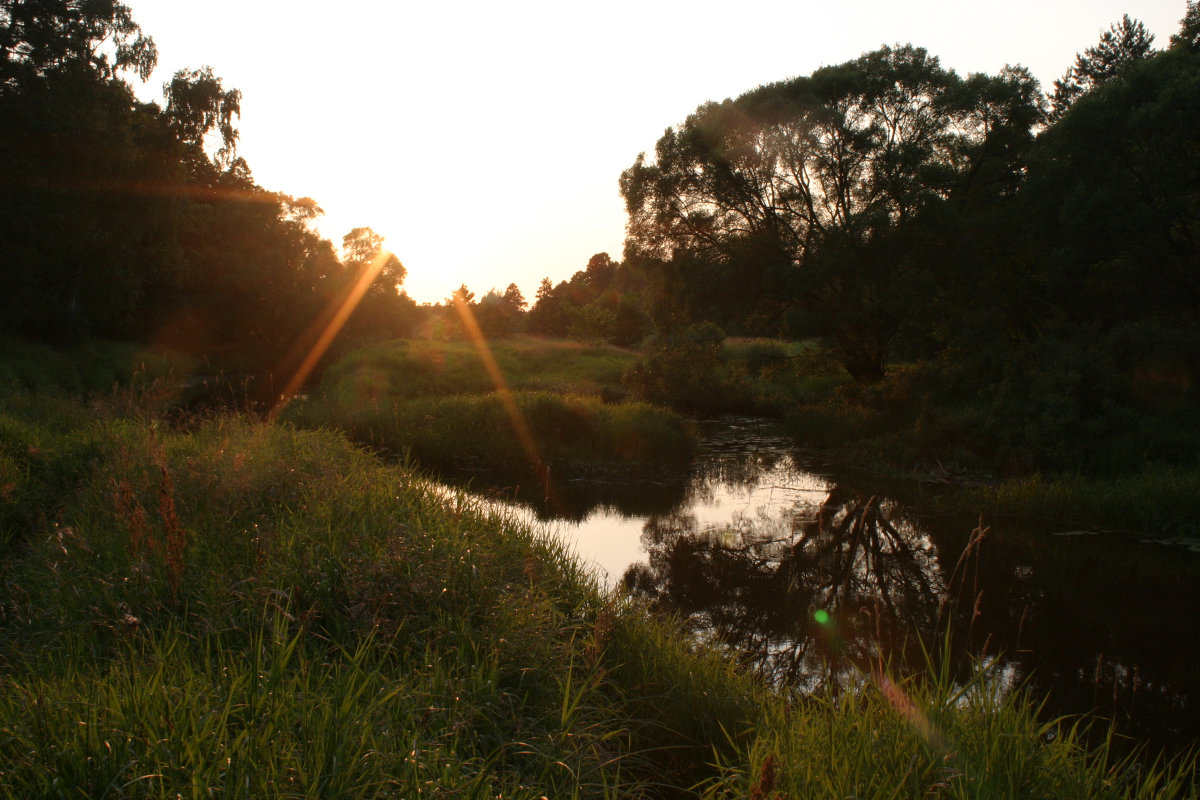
[454, 416, 1200, 758]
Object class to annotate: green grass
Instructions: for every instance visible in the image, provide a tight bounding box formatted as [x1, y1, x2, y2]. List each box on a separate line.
[699, 645, 1199, 799]
[0, 400, 753, 797]
[288, 337, 690, 482]
[287, 390, 693, 483]
[0, 338, 1197, 797]
[0, 335, 195, 399]
[316, 336, 637, 405]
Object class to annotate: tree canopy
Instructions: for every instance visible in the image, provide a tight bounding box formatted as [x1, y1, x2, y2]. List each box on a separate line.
[621, 45, 1042, 380]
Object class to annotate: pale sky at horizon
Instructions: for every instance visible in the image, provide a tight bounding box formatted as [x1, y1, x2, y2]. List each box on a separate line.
[127, 0, 1189, 304]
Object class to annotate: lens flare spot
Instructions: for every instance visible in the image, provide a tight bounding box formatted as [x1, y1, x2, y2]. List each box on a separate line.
[813, 609, 830, 625]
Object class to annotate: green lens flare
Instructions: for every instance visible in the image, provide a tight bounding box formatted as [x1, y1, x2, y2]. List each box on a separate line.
[814, 609, 830, 625]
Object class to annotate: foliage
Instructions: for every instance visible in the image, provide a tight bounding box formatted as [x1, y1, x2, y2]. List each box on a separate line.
[622, 328, 837, 418]
[1049, 14, 1155, 120]
[0, 0, 157, 89]
[1174, 1, 1200, 51]
[474, 283, 528, 339]
[528, 253, 653, 347]
[622, 323, 729, 415]
[620, 45, 1042, 381]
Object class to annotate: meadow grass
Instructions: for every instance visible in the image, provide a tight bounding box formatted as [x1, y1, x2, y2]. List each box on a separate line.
[316, 336, 637, 405]
[0, 398, 1194, 797]
[288, 335, 691, 483]
[0, 398, 750, 797]
[288, 390, 693, 483]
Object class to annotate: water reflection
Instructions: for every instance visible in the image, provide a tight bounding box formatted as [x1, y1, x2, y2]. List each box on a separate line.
[624, 488, 947, 688]
[447, 416, 1200, 757]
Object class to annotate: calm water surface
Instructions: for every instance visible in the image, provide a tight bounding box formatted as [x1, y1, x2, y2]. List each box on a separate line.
[456, 416, 1200, 757]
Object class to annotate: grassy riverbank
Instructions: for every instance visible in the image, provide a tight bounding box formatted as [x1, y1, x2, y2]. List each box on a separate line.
[0, 338, 1196, 797]
[289, 333, 1200, 536]
[285, 337, 693, 483]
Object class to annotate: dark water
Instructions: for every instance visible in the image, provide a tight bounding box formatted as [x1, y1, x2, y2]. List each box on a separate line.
[456, 416, 1200, 758]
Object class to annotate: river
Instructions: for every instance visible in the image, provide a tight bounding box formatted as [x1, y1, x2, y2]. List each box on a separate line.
[453, 416, 1200, 759]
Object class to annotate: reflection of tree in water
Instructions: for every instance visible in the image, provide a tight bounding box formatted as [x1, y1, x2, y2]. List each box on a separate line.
[624, 478, 1200, 758]
[623, 486, 944, 687]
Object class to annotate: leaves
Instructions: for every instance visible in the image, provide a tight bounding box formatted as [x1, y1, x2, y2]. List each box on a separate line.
[1049, 14, 1155, 121]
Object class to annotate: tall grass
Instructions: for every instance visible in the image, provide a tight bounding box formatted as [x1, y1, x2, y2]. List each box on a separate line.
[0, 336, 195, 399]
[290, 390, 692, 481]
[699, 644, 1199, 799]
[285, 336, 688, 483]
[0, 406, 728, 796]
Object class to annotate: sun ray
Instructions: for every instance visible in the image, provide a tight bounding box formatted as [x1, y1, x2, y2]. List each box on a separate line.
[451, 297, 555, 503]
[268, 248, 392, 420]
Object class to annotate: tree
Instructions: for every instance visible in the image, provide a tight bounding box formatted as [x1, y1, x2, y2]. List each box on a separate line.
[501, 282, 527, 312]
[163, 66, 241, 173]
[341, 226, 406, 297]
[1172, 1, 1200, 52]
[336, 227, 411, 341]
[621, 45, 1041, 381]
[528, 277, 568, 337]
[1030, 45, 1200, 336]
[448, 284, 475, 307]
[475, 283, 526, 338]
[1049, 14, 1155, 121]
[0, 0, 157, 91]
[0, 69, 188, 342]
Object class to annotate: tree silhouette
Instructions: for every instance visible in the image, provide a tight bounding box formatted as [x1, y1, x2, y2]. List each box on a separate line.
[1049, 14, 1155, 121]
[0, 0, 157, 90]
[621, 46, 1041, 381]
[1173, 1, 1200, 51]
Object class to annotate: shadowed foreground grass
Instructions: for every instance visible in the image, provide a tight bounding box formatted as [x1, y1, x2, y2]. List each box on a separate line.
[0, 341, 1196, 797]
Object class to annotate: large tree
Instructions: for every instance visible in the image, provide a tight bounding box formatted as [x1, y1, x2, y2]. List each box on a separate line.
[336, 226, 413, 341]
[621, 45, 1041, 381]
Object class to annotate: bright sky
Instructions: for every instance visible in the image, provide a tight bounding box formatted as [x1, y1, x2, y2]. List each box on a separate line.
[128, 0, 1189, 304]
